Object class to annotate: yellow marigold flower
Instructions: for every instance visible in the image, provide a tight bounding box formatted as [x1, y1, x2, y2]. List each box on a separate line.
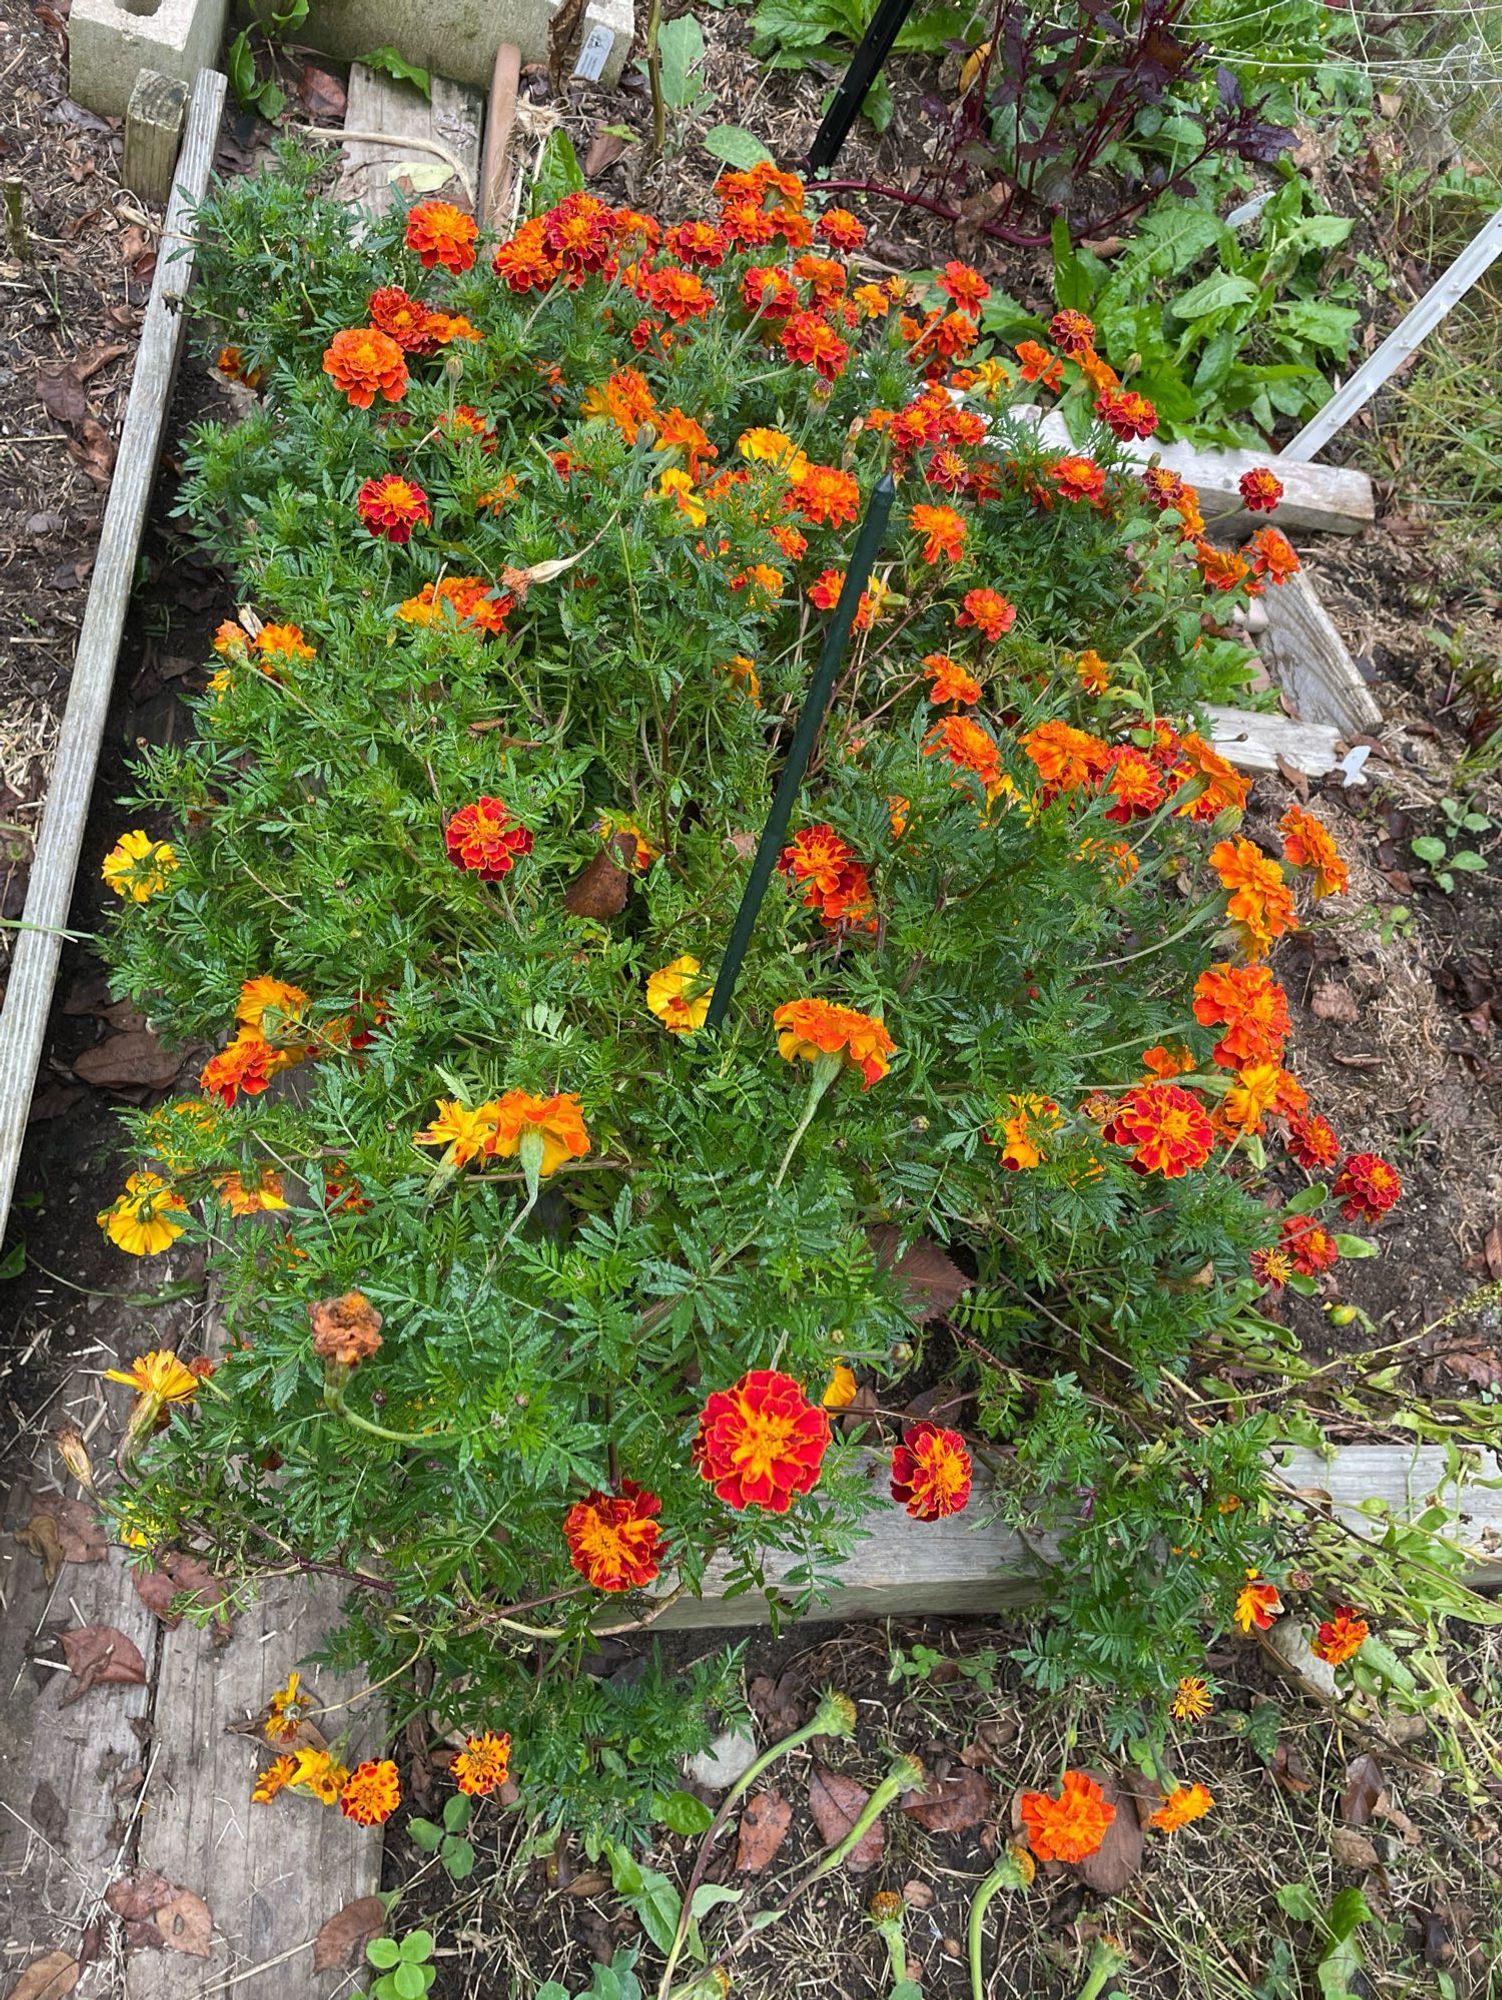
[1073, 649, 1111, 695]
[415, 1097, 501, 1169]
[97, 1175, 189, 1257]
[102, 829, 178, 903]
[656, 467, 706, 528]
[970, 356, 1012, 399]
[264, 1668, 313, 1742]
[339, 1759, 401, 1825]
[453, 1730, 511, 1796]
[287, 1748, 349, 1807]
[646, 955, 712, 1036]
[1234, 1568, 1282, 1633]
[251, 1754, 299, 1804]
[104, 1347, 199, 1401]
[822, 1362, 857, 1409]
[235, 975, 309, 1033]
[736, 427, 809, 478]
[1149, 1782, 1214, 1832]
[1170, 1676, 1213, 1722]
[722, 655, 761, 704]
[254, 622, 314, 666]
[490, 1090, 590, 1178]
[214, 1169, 289, 1216]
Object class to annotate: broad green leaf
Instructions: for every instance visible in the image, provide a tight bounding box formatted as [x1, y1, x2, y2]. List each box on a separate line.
[1325, 1887, 1372, 1943]
[358, 44, 433, 98]
[442, 1792, 472, 1832]
[1411, 835, 1447, 864]
[227, 31, 262, 111]
[536, 1986, 571, 2000]
[406, 1817, 443, 1851]
[656, 1788, 715, 1835]
[401, 1932, 435, 1960]
[1449, 849, 1488, 871]
[443, 1837, 476, 1879]
[367, 1937, 402, 1968]
[1170, 271, 1258, 320]
[1274, 1881, 1320, 1923]
[702, 125, 775, 170]
[392, 1962, 430, 2000]
[658, 15, 707, 108]
[1332, 1234, 1377, 1258]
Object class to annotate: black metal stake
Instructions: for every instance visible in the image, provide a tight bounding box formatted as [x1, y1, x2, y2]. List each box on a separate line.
[704, 470, 896, 1033]
[805, 0, 921, 174]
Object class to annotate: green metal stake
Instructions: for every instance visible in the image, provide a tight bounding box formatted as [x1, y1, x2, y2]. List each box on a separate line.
[704, 468, 895, 1031]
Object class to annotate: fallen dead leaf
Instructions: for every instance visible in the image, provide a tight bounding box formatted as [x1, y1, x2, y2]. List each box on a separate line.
[868, 1228, 972, 1320]
[312, 1895, 386, 1973]
[1341, 1751, 1386, 1828]
[748, 1669, 806, 1743]
[298, 63, 347, 122]
[1269, 1740, 1313, 1795]
[16, 1512, 66, 1585]
[561, 1870, 610, 1897]
[73, 1029, 181, 1090]
[808, 1766, 883, 1873]
[958, 1716, 1018, 1768]
[60, 1624, 147, 1704]
[1311, 979, 1361, 1025]
[27, 1491, 107, 1566]
[901, 1767, 993, 1835]
[902, 1879, 935, 1909]
[734, 1790, 792, 1873]
[152, 1890, 213, 1957]
[8, 1952, 79, 2000]
[1074, 1772, 1143, 1895]
[37, 364, 88, 426]
[132, 1552, 234, 1638]
[66, 417, 117, 487]
[1329, 1825, 1381, 1872]
[563, 835, 634, 919]
[584, 127, 632, 177]
[31, 1779, 69, 1845]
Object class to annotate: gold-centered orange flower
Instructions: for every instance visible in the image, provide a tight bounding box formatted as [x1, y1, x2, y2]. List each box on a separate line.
[489, 1090, 590, 1178]
[404, 200, 478, 273]
[563, 1480, 665, 1591]
[694, 1369, 831, 1512]
[1149, 1782, 1214, 1832]
[339, 1759, 402, 1825]
[773, 998, 894, 1090]
[1313, 1605, 1369, 1666]
[454, 1730, 511, 1796]
[1234, 1569, 1283, 1633]
[889, 1422, 972, 1520]
[1018, 1770, 1115, 1863]
[322, 327, 408, 409]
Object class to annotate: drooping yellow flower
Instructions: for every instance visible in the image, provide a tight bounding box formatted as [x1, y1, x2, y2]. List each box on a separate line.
[646, 955, 712, 1036]
[287, 1748, 349, 1807]
[655, 467, 706, 528]
[104, 1348, 200, 1402]
[101, 829, 178, 903]
[235, 976, 309, 1033]
[214, 1169, 290, 1216]
[96, 1174, 189, 1257]
[822, 1363, 857, 1409]
[251, 1754, 299, 1804]
[415, 1096, 501, 1169]
[736, 427, 809, 479]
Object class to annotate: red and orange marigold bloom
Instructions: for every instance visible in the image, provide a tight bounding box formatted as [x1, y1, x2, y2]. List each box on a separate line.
[1169, 729, 1249, 822]
[1018, 1770, 1114, 1863]
[492, 216, 562, 292]
[1239, 466, 1284, 513]
[339, 1759, 401, 1826]
[1279, 805, 1349, 898]
[1194, 539, 1250, 593]
[356, 473, 430, 544]
[453, 1730, 511, 1796]
[646, 265, 715, 323]
[1150, 1783, 1214, 1832]
[790, 464, 860, 528]
[445, 797, 533, 880]
[544, 193, 621, 278]
[1049, 308, 1095, 357]
[1249, 526, 1301, 584]
[563, 1479, 665, 1591]
[200, 1028, 297, 1108]
[397, 576, 512, 633]
[924, 714, 1002, 792]
[322, 327, 408, 409]
[405, 200, 477, 273]
[368, 285, 442, 354]
[909, 503, 966, 564]
[816, 206, 866, 252]
[956, 587, 1016, 642]
[490, 1090, 590, 1178]
[1332, 1152, 1402, 1223]
[667, 218, 729, 266]
[1285, 1111, 1340, 1170]
[938, 260, 990, 310]
[774, 997, 894, 1088]
[1021, 718, 1107, 796]
[779, 822, 856, 899]
[694, 1369, 831, 1513]
[1234, 1569, 1283, 1633]
[1105, 1082, 1215, 1178]
[923, 653, 982, 706]
[1050, 455, 1106, 506]
[1095, 388, 1158, 441]
[1101, 745, 1165, 822]
[780, 310, 849, 380]
[1142, 466, 1189, 512]
[889, 1422, 973, 1520]
[1282, 1213, 1340, 1276]
[1313, 1605, 1369, 1666]
[1209, 838, 1298, 959]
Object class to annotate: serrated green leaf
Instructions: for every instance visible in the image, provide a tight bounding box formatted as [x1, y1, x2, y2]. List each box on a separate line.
[359, 44, 432, 97]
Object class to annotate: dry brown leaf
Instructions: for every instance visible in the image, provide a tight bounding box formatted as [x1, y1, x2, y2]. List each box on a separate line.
[1330, 1826, 1381, 1872]
[66, 417, 117, 487]
[585, 127, 632, 177]
[561, 1870, 610, 1897]
[1311, 980, 1360, 1025]
[868, 1228, 972, 1321]
[73, 1029, 181, 1090]
[31, 1779, 68, 1844]
[1270, 1740, 1313, 1795]
[958, 1717, 1018, 1769]
[901, 1767, 993, 1835]
[132, 1553, 233, 1638]
[28, 1492, 107, 1566]
[563, 836, 634, 919]
[16, 1512, 66, 1584]
[37, 365, 88, 426]
[1074, 1773, 1143, 1895]
[734, 1790, 792, 1873]
[9, 1952, 79, 2000]
[60, 1624, 147, 1704]
[298, 64, 347, 121]
[1341, 1751, 1386, 1827]
[808, 1767, 883, 1873]
[902, 1879, 935, 1909]
[153, 1890, 213, 1957]
[312, 1895, 386, 1973]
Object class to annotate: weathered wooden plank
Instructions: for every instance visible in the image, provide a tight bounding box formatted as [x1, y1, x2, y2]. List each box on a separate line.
[649, 1444, 1502, 1629]
[338, 66, 484, 219]
[1016, 406, 1374, 535]
[1204, 704, 1353, 781]
[1257, 569, 1383, 737]
[479, 43, 521, 229]
[0, 67, 225, 1249]
[123, 71, 188, 207]
[125, 1575, 384, 2000]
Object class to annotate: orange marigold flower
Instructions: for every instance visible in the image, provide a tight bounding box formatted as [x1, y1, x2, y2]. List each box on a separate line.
[564, 1479, 665, 1591]
[647, 265, 716, 323]
[215, 1169, 289, 1217]
[1073, 648, 1110, 695]
[236, 974, 309, 1035]
[816, 206, 866, 252]
[654, 406, 717, 476]
[1141, 465, 1187, 511]
[1279, 805, 1348, 898]
[397, 576, 512, 632]
[1282, 1212, 1340, 1276]
[490, 1090, 590, 1178]
[1218, 1062, 1284, 1134]
[405, 200, 476, 273]
[694, 1368, 831, 1512]
[781, 310, 849, 380]
[888, 795, 910, 839]
[774, 997, 894, 1088]
[492, 215, 562, 292]
[1313, 1605, 1369, 1666]
[990, 1093, 1061, 1170]
[251, 1753, 299, 1804]
[792, 252, 848, 303]
[909, 502, 966, 564]
[1234, 1569, 1282, 1633]
[1194, 539, 1250, 593]
[924, 713, 1002, 791]
[957, 587, 1015, 641]
[667, 218, 730, 266]
[923, 653, 982, 706]
[339, 1759, 401, 1826]
[368, 284, 442, 354]
[1105, 1082, 1215, 1177]
[1332, 1152, 1402, 1223]
[310, 1291, 384, 1369]
[200, 1028, 296, 1108]
[581, 365, 659, 442]
[1015, 341, 1063, 391]
[790, 463, 860, 528]
[1239, 467, 1284, 513]
[741, 264, 800, 321]
[1171, 731, 1250, 823]
[255, 623, 315, 667]
[771, 522, 808, 561]
[287, 1747, 350, 1806]
[1101, 745, 1165, 822]
[1249, 526, 1300, 584]
[445, 797, 533, 880]
[1076, 343, 1119, 395]
[1049, 308, 1095, 357]
[779, 823, 857, 902]
[356, 473, 430, 544]
[1150, 1783, 1214, 1832]
[453, 1730, 511, 1796]
[1210, 838, 1297, 958]
[1171, 1676, 1213, 1722]
[1021, 718, 1107, 795]
[322, 327, 407, 409]
[1051, 454, 1106, 505]
[889, 1421, 972, 1520]
[1019, 1770, 1114, 1864]
[1285, 1111, 1340, 1171]
[938, 260, 990, 310]
[1095, 388, 1157, 441]
[1142, 1042, 1195, 1080]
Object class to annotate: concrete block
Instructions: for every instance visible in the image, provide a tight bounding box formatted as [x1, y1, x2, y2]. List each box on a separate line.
[69, 0, 229, 117]
[301, 0, 551, 88]
[569, 0, 633, 89]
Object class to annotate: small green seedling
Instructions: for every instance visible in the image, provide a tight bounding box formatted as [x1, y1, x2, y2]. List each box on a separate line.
[1411, 796, 1492, 892]
[407, 1792, 476, 1880]
[888, 1642, 998, 1691]
[362, 1927, 436, 2000]
[536, 1946, 643, 1999]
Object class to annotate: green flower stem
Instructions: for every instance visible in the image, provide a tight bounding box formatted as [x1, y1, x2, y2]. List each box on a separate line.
[655, 1691, 855, 2000]
[1075, 1938, 1129, 2000]
[772, 1052, 842, 1189]
[967, 1849, 1035, 2000]
[799, 1752, 923, 1890]
[323, 1383, 449, 1447]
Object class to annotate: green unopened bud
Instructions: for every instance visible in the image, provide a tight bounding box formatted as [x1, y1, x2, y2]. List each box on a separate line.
[1328, 1303, 1357, 1326]
[811, 1689, 857, 1739]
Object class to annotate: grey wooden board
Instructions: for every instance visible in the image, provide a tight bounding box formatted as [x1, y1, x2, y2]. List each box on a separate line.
[338, 66, 484, 218]
[124, 1575, 384, 2000]
[0, 68, 225, 1250]
[1258, 569, 1384, 737]
[648, 1445, 1502, 1630]
[1205, 704, 1351, 780]
[1013, 405, 1374, 535]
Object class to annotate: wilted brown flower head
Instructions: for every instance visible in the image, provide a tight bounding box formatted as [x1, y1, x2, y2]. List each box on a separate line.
[309, 1292, 384, 1368]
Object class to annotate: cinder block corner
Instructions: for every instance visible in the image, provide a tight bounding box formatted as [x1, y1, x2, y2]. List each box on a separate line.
[571, 0, 633, 89]
[68, 0, 229, 118]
